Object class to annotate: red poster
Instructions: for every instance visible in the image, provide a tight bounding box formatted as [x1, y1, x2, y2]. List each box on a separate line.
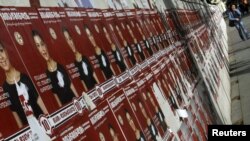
[141, 9, 160, 53]
[151, 58, 181, 114]
[0, 8, 50, 140]
[100, 9, 132, 88]
[124, 79, 164, 141]
[148, 10, 169, 50]
[157, 18, 172, 48]
[45, 7, 116, 90]
[134, 9, 156, 57]
[144, 70, 185, 133]
[58, 113, 99, 141]
[113, 10, 139, 68]
[0, 7, 98, 140]
[139, 74, 176, 140]
[124, 9, 150, 60]
[89, 97, 126, 141]
[165, 10, 176, 31]
[107, 89, 146, 141]
[84, 9, 124, 76]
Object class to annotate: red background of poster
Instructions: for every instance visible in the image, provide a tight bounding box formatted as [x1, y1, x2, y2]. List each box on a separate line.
[0, 15, 30, 139]
[107, 89, 145, 141]
[89, 99, 126, 141]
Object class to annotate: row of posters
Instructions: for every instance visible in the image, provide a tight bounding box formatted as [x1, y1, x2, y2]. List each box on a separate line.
[0, 7, 211, 141]
[164, 9, 229, 141]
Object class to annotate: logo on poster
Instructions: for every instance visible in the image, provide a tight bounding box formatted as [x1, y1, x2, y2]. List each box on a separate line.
[39, 116, 53, 135]
[73, 99, 83, 114]
[14, 32, 24, 46]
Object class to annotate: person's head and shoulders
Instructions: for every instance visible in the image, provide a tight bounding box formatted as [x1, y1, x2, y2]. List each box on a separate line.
[32, 30, 58, 72]
[32, 30, 71, 90]
[229, 3, 241, 13]
[84, 25, 105, 56]
[0, 41, 32, 89]
[125, 109, 145, 141]
[109, 124, 119, 141]
[0, 40, 46, 126]
[62, 27, 83, 63]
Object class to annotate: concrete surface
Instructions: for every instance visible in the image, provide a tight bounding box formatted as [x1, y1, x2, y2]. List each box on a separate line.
[228, 15, 250, 125]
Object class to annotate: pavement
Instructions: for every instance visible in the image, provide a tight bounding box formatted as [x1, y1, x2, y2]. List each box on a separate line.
[228, 15, 250, 124]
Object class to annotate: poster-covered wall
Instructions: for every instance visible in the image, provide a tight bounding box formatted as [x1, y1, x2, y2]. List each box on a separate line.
[0, 6, 223, 141]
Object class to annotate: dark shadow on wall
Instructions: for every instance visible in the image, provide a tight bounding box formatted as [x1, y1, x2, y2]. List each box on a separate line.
[228, 40, 245, 47]
[229, 46, 250, 55]
[230, 59, 250, 71]
[230, 65, 250, 77]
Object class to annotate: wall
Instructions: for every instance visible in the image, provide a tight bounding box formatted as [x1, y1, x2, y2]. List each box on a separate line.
[39, 0, 58, 7]
[0, 0, 30, 6]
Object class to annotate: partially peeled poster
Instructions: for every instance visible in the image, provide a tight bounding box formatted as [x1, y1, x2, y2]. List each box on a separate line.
[139, 73, 177, 140]
[144, 70, 183, 133]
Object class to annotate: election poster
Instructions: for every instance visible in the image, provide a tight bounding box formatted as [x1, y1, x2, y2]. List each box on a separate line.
[145, 70, 184, 131]
[114, 10, 139, 68]
[85, 8, 123, 77]
[148, 10, 166, 50]
[0, 7, 51, 141]
[100, 9, 133, 89]
[152, 11, 171, 49]
[107, 89, 146, 141]
[52, 8, 105, 105]
[88, 99, 126, 141]
[141, 9, 160, 53]
[124, 9, 149, 62]
[132, 76, 172, 140]
[135, 9, 156, 57]
[0, 7, 98, 140]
